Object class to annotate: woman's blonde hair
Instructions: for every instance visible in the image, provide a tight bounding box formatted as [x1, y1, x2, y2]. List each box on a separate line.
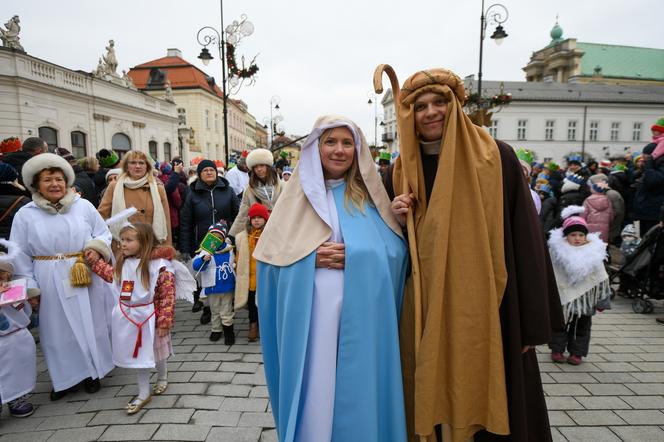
[319, 127, 372, 214]
[120, 150, 153, 180]
[115, 222, 158, 290]
[78, 157, 99, 172]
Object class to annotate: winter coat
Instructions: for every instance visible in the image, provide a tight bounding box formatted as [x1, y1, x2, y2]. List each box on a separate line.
[234, 228, 262, 312]
[539, 195, 558, 235]
[557, 187, 589, 215]
[73, 165, 99, 207]
[159, 172, 182, 228]
[179, 177, 239, 256]
[606, 189, 625, 243]
[1, 151, 32, 185]
[583, 193, 614, 243]
[97, 178, 172, 247]
[192, 245, 236, 296]
[229, 180, 284, 237]
[0, 183, 31, 239]
[633, 154, 664, 222]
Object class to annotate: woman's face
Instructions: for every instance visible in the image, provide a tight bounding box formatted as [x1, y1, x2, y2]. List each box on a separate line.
[414, 92, 448, 142]
[200, 167, 218, 185]
[107, 174, 118, 184]
[126, 157, 147, 180]
[253, 164, 269, 180]
[91, 160, 100, 173]
[37, 170, 67, 203]
[319, 127, 355, 180]
[120, 229, 140, 257]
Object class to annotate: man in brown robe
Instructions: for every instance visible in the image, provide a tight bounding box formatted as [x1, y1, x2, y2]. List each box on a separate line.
[378, 66, 564, 441]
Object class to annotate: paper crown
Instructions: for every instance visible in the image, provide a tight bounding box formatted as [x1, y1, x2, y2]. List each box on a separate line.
[515, 148, 534, 165]
[544, 161, 559, 172]
[567, 154, 583, 164]
[378, 150, 391, 161]
[565, 173, 585, 185]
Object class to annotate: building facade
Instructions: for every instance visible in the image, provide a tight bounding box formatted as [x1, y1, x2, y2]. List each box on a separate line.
[380, 88, 399, 154]
[0, 46, 178, 161]
[254, 123, 268, 149]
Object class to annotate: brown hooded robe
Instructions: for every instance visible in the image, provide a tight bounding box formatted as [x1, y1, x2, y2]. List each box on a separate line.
[379, 67, 564, 442]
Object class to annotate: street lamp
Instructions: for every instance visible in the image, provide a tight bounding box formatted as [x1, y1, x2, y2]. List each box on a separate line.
[196, 5, 256, 165]
[477, 0, 509, 98]
[269, 96, 281, 148]
[367, 92, 383, 148]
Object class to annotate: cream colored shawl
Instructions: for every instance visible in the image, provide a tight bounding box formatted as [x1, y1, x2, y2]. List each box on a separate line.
[111, 173, 168, 241]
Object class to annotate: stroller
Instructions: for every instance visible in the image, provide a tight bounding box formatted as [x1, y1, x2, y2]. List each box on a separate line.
[612, 224, 664, 313]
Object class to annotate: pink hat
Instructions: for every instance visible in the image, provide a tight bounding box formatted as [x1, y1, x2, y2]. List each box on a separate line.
[562, 216, 588, 236]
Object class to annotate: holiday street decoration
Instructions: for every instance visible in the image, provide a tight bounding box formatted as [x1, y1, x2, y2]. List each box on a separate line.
[224, 14, 258, 94]
[463, 81, 512, 127]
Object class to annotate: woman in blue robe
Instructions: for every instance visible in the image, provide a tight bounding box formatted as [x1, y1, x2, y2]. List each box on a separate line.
[254, 115, 408, 442]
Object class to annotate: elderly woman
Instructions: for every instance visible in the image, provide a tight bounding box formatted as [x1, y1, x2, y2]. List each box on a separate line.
[98, 150, 172, 248]
[255, 116, 408, 442]
[10, 153, 114, 400]
[229, 148, 283, 237]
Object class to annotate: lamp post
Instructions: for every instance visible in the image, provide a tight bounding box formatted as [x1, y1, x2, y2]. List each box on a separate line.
[477, 0, 509, 99]
[269, 95, 281, 148]
[196, 6, 256, 165]
[367, 92, 381, 148]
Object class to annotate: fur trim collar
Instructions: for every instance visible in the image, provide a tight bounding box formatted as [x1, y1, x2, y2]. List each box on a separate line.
[548, 229, 607, 285]
[31, 189, 78, 214]
[151, 246, 176, 261]
[21, 153, 75, 194]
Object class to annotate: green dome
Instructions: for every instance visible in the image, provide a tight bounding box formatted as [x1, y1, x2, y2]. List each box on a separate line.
[550, 22, 563, 41]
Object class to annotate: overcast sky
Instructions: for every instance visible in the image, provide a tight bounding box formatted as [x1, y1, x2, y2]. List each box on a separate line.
[4, 0, 664, 143]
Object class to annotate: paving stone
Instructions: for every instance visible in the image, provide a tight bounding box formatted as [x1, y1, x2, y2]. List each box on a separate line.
[191, 410, 242, 426]
[543, 384, 591, 396]
[152, 424, 211, 441]
[220, 362, 259, 373]
[170, 353, 207, 362]
[609, 425, 664, 442]
[631, 372, 664, 382]
[207, 384, 251, 397]
[0, 430, 53, 441]
[31, 401, 84, 417]
[567, 410, 626, 425]
[550, 427, 566, 442]
[620, 395, 664, 409]
[190, 371, 235, 383]
[633, 362, 664, 371]
[238, 412, 276, 428]
[78, 396, 134, 412]
[143, 395, 179, 409]
[204, 353, 244, 362]
[35, 412, 95, 430]
[0, 416, 46, 434]
[206, 427, 261, 442]
[250, 386, 269, 398]
[159, 382, 209, 395]
[140, 408, 195, 424]
[549, 372, 598, 383]
[625, 383, 664, 395]
[232, 373, 267, 386]
[220, 398, 269, 412]
[615, 410, 664, 425]
[547, 411, 575, 426]
[98, 424, 159, 441]
[87, 409, 146, 426]
[178, 362, 221, 372]
[591, 372, 641, 383]
[575, 396, 632, 410]
[47, 426, 107, 442]
[175, 395, 224, 410]
[243, 354, 264, 363]
[101, 375, 137, 387]
[152, 371, 195, 383]
[581, 383, 635, 396]
[558, 426, 622, 442]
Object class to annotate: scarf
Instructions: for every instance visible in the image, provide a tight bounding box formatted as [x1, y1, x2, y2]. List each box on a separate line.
[32, 189, 77, 214]
[378, 66, 508, 440]
[548, 229, 610, 322]
[111, 173, 168, 241]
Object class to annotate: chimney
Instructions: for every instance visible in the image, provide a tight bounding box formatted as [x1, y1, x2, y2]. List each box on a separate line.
[167, 48, 182, 58]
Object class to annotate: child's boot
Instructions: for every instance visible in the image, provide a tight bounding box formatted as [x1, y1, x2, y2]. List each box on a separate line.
[551, 352, 566, 363]
[248, 322, 259, 342]
[567, 354, 583, 365]
[223, 325, 235, 346]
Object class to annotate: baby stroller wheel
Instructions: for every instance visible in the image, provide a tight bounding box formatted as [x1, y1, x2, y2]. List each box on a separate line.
[644, 300, 655, 314]
[633, 298, 647, 314]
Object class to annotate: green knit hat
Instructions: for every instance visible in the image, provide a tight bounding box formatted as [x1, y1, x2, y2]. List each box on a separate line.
[544, 161, 559, 172]
[515, 148, 534, 165]
[379, 150, 391, 161]
[652, 116, 664, 133]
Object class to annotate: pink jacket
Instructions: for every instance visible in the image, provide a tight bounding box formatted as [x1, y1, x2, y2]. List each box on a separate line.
[583, 193, 613, 243]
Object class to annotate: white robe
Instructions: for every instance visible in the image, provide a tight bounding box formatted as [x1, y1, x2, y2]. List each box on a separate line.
[0, 302, 36, 403]
[225, 166, 249, 196]
[112, 258, 172, 369]
[10, 197, 115, 391]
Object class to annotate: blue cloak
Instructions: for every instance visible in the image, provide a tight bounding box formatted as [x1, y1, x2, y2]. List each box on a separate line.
[258, 184, 408, 442]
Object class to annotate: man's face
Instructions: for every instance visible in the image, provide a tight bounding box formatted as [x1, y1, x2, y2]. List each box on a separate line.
[414, 92, 448, 142]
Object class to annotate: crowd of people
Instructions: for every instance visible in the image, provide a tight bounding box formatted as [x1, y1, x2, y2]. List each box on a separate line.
[0, 74, 662, 441]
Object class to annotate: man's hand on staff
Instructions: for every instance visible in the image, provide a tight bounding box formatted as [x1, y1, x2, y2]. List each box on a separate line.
[315, 242, 345, 269]
[391, 193, 416, 227]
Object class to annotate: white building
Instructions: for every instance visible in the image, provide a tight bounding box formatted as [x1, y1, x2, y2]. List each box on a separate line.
[0, 46, 179, 161]
[380, 88, 399, 154]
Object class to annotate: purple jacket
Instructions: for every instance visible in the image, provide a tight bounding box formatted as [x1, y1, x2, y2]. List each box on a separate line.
[583, 193, 613, 243]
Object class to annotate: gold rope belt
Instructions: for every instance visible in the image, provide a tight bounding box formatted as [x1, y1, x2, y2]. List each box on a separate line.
[32, 252, 83, 261]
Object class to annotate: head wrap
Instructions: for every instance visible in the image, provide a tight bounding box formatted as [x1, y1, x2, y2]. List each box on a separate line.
[375, 65, 508, 439]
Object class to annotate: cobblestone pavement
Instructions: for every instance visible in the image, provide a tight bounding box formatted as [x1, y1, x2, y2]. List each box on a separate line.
[1, 296, 663, 441]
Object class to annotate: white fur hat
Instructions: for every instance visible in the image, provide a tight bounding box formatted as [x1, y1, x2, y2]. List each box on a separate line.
[246, 148, 274, 170]
[21, 153, 75, 194]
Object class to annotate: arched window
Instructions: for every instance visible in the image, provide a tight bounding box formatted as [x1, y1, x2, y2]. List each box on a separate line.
[70, 131, 87, 158]
[149, 140, 158, 161]
[38, 126, 58, 151]
[112, 133, 131, 155]
[163, 142, 172, 160]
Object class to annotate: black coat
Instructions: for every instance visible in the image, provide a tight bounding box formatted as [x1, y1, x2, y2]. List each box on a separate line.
[539, 195, 558, 234]
[2, 151, 33, 185]
[0, 183, 31, 240]
[72, 165, 99, 207]
[633, 155, 664, 221]
[179, 177, 240, 255]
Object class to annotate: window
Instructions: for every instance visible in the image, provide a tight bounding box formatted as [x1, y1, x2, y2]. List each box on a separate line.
[632, 122, 642, 142]
[517, 120, 527, 141]
[148, 140, 158, 160]
[488, 120, 498, 138]
[567, 120, 577, 141]
[177, 108, 186, 126]
[206, 142, 211, 156]
[38, 126, 58, 151]
[111, 133, 131, 153]
[205, 110, 210, 129]
[70, 131, 87, 158]
[545, 120, 555, 141]
[610, 122, 620, 141]
[214, 113, 219, 132]
[163, 142, 171, 160]
[589, 121, 599, 141]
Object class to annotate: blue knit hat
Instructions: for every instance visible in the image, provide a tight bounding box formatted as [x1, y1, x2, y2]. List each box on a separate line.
[208, 221, 228, 240]
[0, 163, 18, 182]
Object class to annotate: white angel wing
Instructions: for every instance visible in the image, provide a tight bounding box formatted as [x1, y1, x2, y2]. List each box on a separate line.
[171, 260, 197, 303]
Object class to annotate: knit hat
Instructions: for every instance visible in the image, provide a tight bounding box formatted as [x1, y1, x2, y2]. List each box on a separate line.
[561, 205, 588, 236]
[536, 182, 552, 197]
[105, 168, 121, 181]
[651, 116, 664, 133]
[97, 149, 120, 168]
[208, 221, 228, 240]
[598, 159, 612, 170]
[246, 148, 274, 170]
[612, 164, 627, 173]
[0, 163, 19, 183]
[21, 153, 76, 194]
[248, 203, 269, 221]
[544, 161, 559, 172]
[282, 166, 293, 176]
[567, 154, 583, 166]
[561, 173, 585, 193]
[56, 147, 76, 163]
[159, 162, 173, 175]
[196, 159, 216, 176]
[515, 148, 534, 174]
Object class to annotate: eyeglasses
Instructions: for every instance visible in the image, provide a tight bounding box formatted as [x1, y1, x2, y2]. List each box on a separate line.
[128, 161, 146, 167]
